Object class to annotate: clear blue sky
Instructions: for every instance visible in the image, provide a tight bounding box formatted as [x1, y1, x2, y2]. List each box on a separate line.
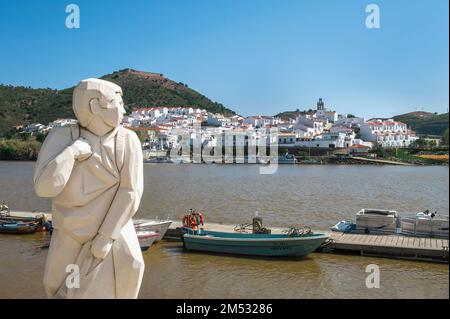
[0, 0, 448, 119]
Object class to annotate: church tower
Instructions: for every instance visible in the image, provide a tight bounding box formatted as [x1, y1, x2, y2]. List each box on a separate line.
[317, 98, 325, 111]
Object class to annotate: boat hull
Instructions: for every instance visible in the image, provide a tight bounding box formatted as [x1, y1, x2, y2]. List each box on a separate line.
[0, 221, 41, 234]
[133, 220, 172, 241]
[182, 231, 329, 257]
[137, 231, 159, 251]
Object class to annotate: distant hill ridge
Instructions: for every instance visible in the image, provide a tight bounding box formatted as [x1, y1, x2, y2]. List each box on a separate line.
[377, 111, 449, 136]
[0, 68, 235, 135]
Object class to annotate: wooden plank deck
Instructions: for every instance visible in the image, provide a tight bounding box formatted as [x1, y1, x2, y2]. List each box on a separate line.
[327, 232, 449, 263]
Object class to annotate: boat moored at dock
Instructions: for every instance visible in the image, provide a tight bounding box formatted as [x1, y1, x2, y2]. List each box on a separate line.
[133, 219, 173, 241]
[355, 209, 399, 234]
[182, 228, 329, 257]
[400, 211, 449, 239]
[1, 205, 52, 234]
[137, 230, 159, 251]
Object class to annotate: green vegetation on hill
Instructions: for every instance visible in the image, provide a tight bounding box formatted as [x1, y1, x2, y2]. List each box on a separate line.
[0, 85, 73, 136]
[0, 139, 41, 160]
[392, 111, 449, 136]
[0, 68, 235, 136]
[102, 69, 235, 116]
[275, 109, 315, 120]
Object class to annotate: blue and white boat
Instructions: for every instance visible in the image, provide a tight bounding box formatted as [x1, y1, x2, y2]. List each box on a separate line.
[181, 229, 329, 257]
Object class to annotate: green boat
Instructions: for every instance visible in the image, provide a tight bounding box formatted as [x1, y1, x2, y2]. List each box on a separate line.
[182, 229, 329, 257]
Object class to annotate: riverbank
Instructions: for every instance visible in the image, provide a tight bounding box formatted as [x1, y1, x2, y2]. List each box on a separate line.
[0, 139, 41, 161]
[1, 137, 448, 165]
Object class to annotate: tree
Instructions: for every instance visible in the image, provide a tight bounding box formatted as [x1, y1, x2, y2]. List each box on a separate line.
[427, 140, 437, 148]
[410, 138, 428, 149]
[36, 132, 47, 143]
[2, 129, 15, 140]
[18, 132, 31, 141]
[370, 143, 384, 157]
[443, 129, 449, 146]
[0, 143, 16, 159]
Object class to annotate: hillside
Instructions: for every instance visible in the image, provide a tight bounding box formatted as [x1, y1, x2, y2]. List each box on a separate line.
[0, 68, 234, 136]
[0, 85, 73, 135]
[392, 112, 449, 136]
[275, 109, 315, 120]
[101, 69, 234, 115]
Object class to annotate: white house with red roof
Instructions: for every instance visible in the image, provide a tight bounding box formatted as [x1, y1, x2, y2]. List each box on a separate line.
[360, 119, 418, 147]
[349, 144, 371, 156]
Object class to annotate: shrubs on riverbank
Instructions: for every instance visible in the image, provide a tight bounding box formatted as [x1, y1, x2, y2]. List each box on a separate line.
[0, 139, 41, 160]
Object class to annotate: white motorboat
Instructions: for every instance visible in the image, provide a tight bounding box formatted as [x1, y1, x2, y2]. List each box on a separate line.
[134, 219, 173, 241]
[137, 230, 159, 251]
[401, 211, 449, 239]
[355, 209, 399, 234]
[277, 153, 297, 164]
[331, 220, 355, 233]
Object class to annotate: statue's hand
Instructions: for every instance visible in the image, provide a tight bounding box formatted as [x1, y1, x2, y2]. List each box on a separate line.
[70, 137, 92, 161]
[91, 234, 114, 260]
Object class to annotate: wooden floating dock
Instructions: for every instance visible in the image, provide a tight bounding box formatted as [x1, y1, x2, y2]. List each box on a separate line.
[7, 212, 448, 263]
[165, 222, 449, 263]
[324, 232, 449, 263]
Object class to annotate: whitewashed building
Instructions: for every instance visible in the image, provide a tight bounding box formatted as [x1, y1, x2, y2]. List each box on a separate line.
[243, 116, 280, 128]
[335, 115, 365, 127]
[278, 133, 296, 146]
[360, 119, 418, 147]
[296, 132, 347, 149]
[48, 119, 78, 128]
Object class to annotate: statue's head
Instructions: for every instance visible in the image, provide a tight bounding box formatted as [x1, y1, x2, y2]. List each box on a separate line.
[73, 78, 125, 133]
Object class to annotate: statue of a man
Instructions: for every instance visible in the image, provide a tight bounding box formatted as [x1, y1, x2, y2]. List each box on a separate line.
[34, 78, 144, 298]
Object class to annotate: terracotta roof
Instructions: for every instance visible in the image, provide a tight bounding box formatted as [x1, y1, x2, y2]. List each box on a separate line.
[351, 144, 370, 149]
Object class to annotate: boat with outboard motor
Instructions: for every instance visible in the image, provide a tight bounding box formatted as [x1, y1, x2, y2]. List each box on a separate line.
[180, 211, 328, 257]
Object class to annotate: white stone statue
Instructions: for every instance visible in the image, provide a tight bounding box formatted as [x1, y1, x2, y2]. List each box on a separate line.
[34, 78, 144, 299]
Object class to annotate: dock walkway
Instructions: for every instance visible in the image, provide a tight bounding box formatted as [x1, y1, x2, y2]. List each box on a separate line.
[326, 232, 449, 263]
[166, 222, 449, 263]
[7, 212, 449, 263]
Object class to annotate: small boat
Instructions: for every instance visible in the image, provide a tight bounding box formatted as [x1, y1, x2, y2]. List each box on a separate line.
[0, 206, 51, 234]
[0, 219, 44, 234]
[355, 209, 399, 234]
[144, 156, 172, 163]
[137, 230, 159, 251]
[400, 210, 449, 239]
[277, 153, 297, 164]
[170, 155, 192, 164]
[181, 228, 329, 257]
[133, 219, 172, 241]
[331, 220, 355, 233]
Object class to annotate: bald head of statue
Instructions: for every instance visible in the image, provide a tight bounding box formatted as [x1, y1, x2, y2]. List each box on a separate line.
[73, 78, 125, 135]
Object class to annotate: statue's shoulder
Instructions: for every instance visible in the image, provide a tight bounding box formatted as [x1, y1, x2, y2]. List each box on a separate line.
[48, 123, 79, 140]
[117, 126, 140, 143]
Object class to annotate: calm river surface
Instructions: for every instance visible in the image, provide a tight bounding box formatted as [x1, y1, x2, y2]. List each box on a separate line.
[0, 161, 448, 298]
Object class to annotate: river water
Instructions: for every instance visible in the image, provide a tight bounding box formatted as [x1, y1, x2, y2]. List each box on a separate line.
[0, 161, 448, 298]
